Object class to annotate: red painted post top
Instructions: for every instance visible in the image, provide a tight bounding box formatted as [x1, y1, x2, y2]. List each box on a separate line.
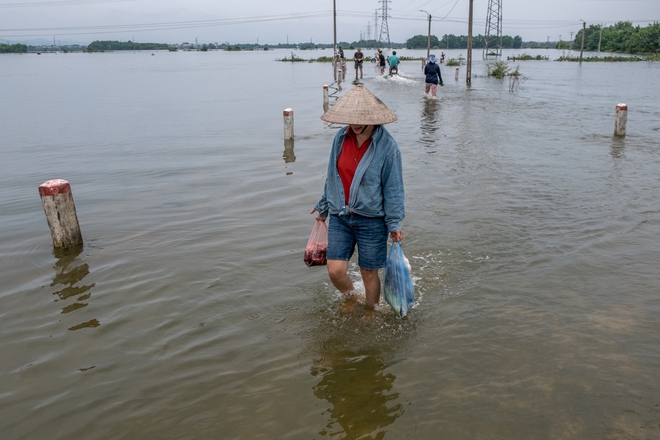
[39, 179, 71, 197]
[617, 103, 628, 111]
[283, 108, 293, 116]
[323, 85, 329, 89]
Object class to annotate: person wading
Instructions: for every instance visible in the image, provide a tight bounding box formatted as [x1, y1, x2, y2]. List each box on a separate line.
[424, 54, 444, 99]
[353, 48, 364, 80]
[311, 84, 405, 311]
[378, 49, 386, 74]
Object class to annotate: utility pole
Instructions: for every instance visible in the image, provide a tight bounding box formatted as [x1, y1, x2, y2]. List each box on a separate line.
[467, 0, 473, 85]
[569, 31, 574, 50]
[333, 0, 337, 55]
[579, 20, 586, 63]
[598, 23, 603, 53]
[426, 13, 431, 60]
[420, 10, 431, 64]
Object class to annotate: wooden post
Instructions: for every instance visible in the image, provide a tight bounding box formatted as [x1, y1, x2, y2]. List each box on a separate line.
[39, 179, 83, 248]
[455, 67, 459, 81]
[283, 108, 294, 140]
[323, 85, 329, 107]
[614, 103, 627, 136]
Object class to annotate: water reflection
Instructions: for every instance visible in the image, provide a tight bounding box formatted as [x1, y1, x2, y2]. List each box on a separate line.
[308, 308, 413, 439]
[50, 245, 97, 329]
[420, 99, 440, 149]
[312, 347, 402, 439]
[610, 137, 626, 159]
[283, 139, 296, 163]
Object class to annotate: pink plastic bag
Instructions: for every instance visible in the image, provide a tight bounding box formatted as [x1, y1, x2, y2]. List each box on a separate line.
[304, 220, 328, 267]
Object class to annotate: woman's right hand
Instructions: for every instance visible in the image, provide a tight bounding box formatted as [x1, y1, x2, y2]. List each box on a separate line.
[310, 208, 326, 221]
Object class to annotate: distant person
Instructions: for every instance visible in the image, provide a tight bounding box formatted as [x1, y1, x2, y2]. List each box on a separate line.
[440, 52, 446, 63]
[378, 49, 386, 74]
[337, 46, 346, 71]
[353, 48, 364, 80]
[388, 51, 400, 75]
[424, 54, 444, 98]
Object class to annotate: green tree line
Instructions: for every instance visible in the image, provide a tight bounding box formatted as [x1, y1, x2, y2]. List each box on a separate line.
[574, 21, 660, 54]
[407, 34, 523, 49]
[86, 40, 170, 51]
[0, 43, 28, 53]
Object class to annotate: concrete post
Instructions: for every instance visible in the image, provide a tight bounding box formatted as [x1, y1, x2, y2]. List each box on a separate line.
[39, 179, 83, 248]
[323, 85, 329, 107]
[614, 103, 627, 137]
[283, 108, 294, 140]
[455, 67, 459, 81]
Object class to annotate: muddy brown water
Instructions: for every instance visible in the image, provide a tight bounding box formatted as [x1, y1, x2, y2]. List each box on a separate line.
[1, 48, 659, 439]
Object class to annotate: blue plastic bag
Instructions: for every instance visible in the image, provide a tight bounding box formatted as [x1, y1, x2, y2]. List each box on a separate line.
[382, 242, 415, 318]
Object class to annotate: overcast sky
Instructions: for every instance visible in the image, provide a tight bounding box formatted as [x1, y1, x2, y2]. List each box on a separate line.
[1, 0, 659, 45]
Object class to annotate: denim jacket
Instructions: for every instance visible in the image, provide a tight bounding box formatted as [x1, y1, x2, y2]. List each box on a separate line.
[314, 125, 405, 233]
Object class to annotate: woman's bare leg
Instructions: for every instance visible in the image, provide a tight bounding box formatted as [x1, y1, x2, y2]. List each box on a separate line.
[360, 268, 381, 307]
[327, 260, 355, 299]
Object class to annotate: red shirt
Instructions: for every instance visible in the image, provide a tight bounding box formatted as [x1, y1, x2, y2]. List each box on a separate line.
[338, 127, 372, 205]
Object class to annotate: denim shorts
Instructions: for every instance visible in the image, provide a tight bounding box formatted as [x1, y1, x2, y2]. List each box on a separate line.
[327, 213, 388, 270]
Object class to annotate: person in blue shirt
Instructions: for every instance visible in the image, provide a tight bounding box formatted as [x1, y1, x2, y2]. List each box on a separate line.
[424, 54, 444, 98]
[312, 84, 405, 310]
[388, 51, 400, 75]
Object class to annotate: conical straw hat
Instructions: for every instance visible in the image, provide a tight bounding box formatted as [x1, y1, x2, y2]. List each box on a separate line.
[321, 84, 398, 125]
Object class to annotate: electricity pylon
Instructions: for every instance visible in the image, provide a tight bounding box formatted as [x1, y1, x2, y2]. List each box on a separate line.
[483, 0, 502, 58]
[378, 0, 391, 48]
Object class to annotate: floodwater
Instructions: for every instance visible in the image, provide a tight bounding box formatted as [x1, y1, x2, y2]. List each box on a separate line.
[1, 48, 659, 439]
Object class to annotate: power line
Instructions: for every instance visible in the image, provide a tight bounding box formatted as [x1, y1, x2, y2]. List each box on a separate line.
[0, 12, 334, 37]
[2, 7, 658, 39]
[0, 0, 133, 7]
